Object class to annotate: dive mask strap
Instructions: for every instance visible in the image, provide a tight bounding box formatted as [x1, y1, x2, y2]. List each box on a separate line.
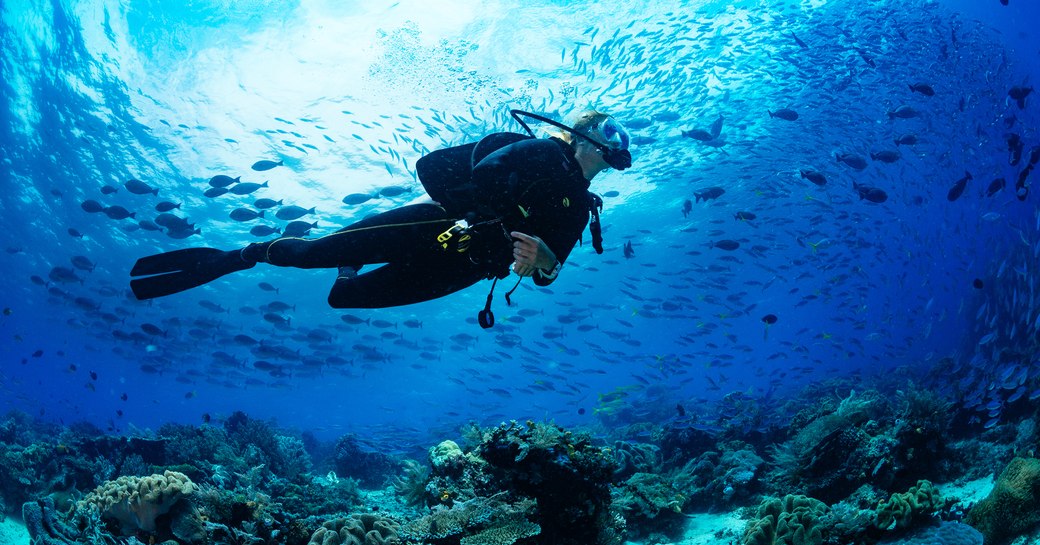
[510, 109, 632, 171]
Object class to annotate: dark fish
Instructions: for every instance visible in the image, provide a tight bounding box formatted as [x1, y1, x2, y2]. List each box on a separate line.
[1015, 146, 1039, 201]
[908, 83, 935, 96]
[154, 213, 192, 230]
[102, 206, 135, 220]
[681, 128, 714, 141]
[790, 32, 807, 49]
[140, 323, 165, 336]
[67, 228, 83, 238]
[836, 153, 868, 171]
[229, 181, 269, 195]
[124, 179, 158, 195]
[694, 186, 725, 202]
[1007, 133, 1024, 166]
[203, 187, 229, 198]
[682, 199, 692, 218]
[70, 256, 95, 271]
[623, 241, 635, 259]
[341, 193, 374, 205]
[768, 108, 798, 121]
[870, 150, 901, 163]
[1009, 86, 1032, 110]
[258, 282, 279, 293]
[229, 208, 264, 222]
[946, 171, 972, 202]
[973, 278, 984, 289]
[856, 48, 876, 68]
[800, 169, 827, 186]
[249, 225, 281, 237]
[894, 134, 918, 146]
[254, 198, 283, 209]
[209, 175, 240, 188]
[166, 226, 201, 239]
[734, 211, 756, 221]
[155, 201, 181, 212]
[709, 115, 724, 139]
[761, 314, 778, 325]
[378, 185, 409, 198]
[100, 185, 119, 195]
[81, 200, 105, 213]
[887, 106, 919, 119]
[602, 190, 620, 198]
[283, 220, 317, 237]
[710, 240, 740, 251]
[341, 314, 370, 326]
[275, 205, 316, 221]
[853, 181, 888, 203]
[986, 178, 1006, 197]
[251, 159, 283, 171]
[49, 266, 82, 284]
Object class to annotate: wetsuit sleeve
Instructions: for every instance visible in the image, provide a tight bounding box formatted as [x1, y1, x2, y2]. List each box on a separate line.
[530, 210, 586, 286]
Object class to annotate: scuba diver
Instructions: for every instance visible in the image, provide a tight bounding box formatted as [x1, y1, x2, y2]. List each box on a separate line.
[129, 109, 632, 327]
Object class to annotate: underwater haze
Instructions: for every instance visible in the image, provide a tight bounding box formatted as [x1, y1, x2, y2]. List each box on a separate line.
[2, 0, 1040, 544]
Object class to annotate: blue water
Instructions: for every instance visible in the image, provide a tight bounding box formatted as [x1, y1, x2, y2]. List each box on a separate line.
[1, 0, 1038, 457]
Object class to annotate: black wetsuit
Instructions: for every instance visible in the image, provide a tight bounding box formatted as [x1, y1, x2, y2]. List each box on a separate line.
[257, 137, 593, 308]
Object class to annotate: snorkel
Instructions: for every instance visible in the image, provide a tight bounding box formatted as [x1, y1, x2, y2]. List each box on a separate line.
[510, 109, 633, 170]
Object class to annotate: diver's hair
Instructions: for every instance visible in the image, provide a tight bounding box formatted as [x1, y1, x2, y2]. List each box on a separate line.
[547, 109, 611, 144]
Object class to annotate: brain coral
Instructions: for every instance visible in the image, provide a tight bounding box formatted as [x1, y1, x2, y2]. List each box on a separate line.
[875, 479, 942, 531]
[742, 494, 828, 545]
[965, 457, 1040, 545]
[308, 513, 401, 545]
[80, 470, 196, 534]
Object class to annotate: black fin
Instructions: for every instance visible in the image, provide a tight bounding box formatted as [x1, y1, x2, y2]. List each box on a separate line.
[130, 248, 253, 300]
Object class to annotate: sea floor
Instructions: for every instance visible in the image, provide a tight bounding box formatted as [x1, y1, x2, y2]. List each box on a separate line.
[625, 476, 999, 545]
[0, 517, 29, 544]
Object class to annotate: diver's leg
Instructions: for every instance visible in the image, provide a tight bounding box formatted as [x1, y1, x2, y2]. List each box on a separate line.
[242, 204, 454, 269]
[327, 258, 486, 309]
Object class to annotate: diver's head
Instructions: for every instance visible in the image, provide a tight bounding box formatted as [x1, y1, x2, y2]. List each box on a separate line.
[557, 109, 632, 176]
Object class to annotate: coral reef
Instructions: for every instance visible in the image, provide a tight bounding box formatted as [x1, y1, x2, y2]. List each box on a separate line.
[612, 440, 662, 480]
[308, 512, 402, 545]
[399, 493, 537, 544]
[333, 434, 401, 488]
[476, 420, 622, 545]
[613, 472, 686, 541]
[965, 457, 1040, 545]
[671, 442, 764, 510]
[79, 470, 197, 534]
[874, 479, 944, 531]
[742, 494, 828, 545]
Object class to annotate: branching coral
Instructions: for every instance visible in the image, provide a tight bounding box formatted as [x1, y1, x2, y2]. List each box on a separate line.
[391, 459, 431, 507]
[399, 493, 535, 543]
[79, 470, 196, 534]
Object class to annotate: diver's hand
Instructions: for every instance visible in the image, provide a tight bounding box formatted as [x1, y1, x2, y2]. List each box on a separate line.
[511, 232, 556, 277]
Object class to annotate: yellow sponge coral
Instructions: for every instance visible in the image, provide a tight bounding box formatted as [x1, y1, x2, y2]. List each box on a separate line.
[80, 470, 196, 534]
[875, 479, 941, 530]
